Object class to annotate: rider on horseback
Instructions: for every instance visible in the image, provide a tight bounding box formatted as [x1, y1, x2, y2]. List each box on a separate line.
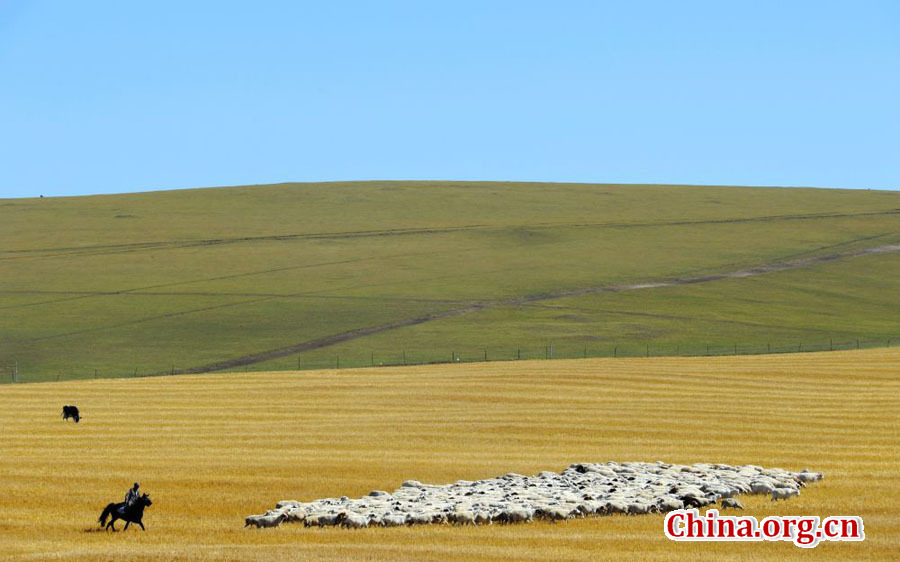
[123, 483, 140, 511]
[101, 484, 152, 531]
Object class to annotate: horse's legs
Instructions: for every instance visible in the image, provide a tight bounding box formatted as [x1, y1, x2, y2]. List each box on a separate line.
[123, 521, 130, 531]
[138, 521, 145, 531]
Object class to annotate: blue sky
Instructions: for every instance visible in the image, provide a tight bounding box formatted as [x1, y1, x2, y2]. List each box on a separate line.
[1, 0, 898, 197]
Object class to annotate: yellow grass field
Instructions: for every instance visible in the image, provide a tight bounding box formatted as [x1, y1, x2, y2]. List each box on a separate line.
[1, 349, 898, 561]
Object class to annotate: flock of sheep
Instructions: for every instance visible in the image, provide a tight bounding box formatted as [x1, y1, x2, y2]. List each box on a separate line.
[245, 461, 822, 529]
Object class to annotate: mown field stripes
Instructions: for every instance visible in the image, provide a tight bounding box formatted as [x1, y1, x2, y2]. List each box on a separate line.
[0, 349, 897, 560]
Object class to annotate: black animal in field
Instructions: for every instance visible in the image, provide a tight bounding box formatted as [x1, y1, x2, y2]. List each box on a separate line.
[61, 405, 80, 423]
[99, 493, 153, 531]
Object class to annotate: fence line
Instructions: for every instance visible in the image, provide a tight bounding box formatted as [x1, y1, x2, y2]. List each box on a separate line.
[290, 336, 895, 371]
[3, 335, 897, 384]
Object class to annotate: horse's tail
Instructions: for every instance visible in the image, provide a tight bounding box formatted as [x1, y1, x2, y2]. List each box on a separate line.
[99, 503, 115, 526]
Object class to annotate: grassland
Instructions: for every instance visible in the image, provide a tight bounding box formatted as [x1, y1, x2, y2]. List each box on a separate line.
[2, 181, 900, 381]
[0, 348, 897, 560]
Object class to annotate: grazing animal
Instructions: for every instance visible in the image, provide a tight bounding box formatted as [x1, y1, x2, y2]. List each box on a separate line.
[721, 498, 744, 510]
[750, 481, 775, 494]
[499, 507, 533, 524]
[303, 514, 324, 527]
[283, 509, 306, 523]
[473, 511, 492, 525]
[627, 503, 652, 515]
[797, 470, 824, 483]
[245, 513, 286, 528]
[448, 509, 476, 526]
[304, 512, 341, 527]
[99, 493, 152, 531]
[405, 512, 432, 526]
[544, 507, 576, 522]
[61, 405, 80, 423]
[657, 498, 684, 512]
[771, 488, 800, 502]
[381, 513, 407, 527]
[338, 512, 369, 529]
[604, 501, 628, 514]
[681, 496, 704, 509]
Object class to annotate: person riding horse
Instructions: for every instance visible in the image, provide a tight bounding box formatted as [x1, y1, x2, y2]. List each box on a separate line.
[122, 483, 140, 513]
[99, 490, 152, 531]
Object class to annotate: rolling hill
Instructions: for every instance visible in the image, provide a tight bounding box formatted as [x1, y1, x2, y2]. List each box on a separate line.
[2, 181, 899, 381]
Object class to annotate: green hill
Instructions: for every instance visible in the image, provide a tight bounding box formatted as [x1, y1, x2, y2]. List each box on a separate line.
[2, 181, 899, 381]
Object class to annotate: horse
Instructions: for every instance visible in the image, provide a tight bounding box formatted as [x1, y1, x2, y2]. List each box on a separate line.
[61, 405, 80, 423]
[98, 493, 152, 531]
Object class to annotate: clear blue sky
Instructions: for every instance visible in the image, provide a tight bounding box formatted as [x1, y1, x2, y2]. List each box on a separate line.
[1, 1, 898, 197]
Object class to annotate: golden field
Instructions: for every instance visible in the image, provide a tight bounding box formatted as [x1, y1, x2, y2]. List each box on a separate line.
[0, 349, 898, 561]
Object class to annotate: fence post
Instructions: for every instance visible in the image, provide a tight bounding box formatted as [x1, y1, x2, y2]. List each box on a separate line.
[403, 350, 407, 365]
[614, 346, 617, 358]
[550, 344, 554, 359]
[646, 344, 649, 358]
[94, 369, 98, 379]
[336, 356, 340, 369]
[517, 348, 521, 360]
[706, 344, 710, 355]
[830, 338, 833, 351]
[452, 351, 455, 362]
[767, 342, 771, 353]
[14, 361, 18, 383]
[734, 343, 737, 355]
[584, 347, 587, 358]
[857, 339, 860, 349]
[298, 355, 301, 370]
[483, 349, 487, 361]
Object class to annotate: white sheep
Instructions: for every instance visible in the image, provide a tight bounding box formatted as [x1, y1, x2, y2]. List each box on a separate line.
[405, 512, 432, 525]
[247, 462, 823, 530]
[340, 512, 369, 529]
[474, 511, 493, 525]
[284, 508, 307, 523]
[657, 498, 684, 512]
[448, 509, 476, 525]
[304, 512, 341, 527]
[720, 498, 744, 510]
[627, 503, 652, 515]
[245, 513, 285, 528]
[544, 507, 576, 522]
[750, 481, 775, 494]
[500, 507, 533, 524]
[771, 488, 800, 501]
[381, 513, 408, 527]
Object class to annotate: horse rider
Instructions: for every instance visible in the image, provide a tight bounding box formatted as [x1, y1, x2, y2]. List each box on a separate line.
[125, 483, 141, 507]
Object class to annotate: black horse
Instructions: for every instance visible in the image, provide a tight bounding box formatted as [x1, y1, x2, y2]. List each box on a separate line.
[61, 405, 80, 423]
[99, 493, 152, 531]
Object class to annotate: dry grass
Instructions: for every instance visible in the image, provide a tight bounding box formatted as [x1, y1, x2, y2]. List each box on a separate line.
[0, 349, 898, 561]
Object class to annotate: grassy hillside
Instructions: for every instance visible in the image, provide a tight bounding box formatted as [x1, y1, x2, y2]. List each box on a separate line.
[2, 181, 900, 381]
[0, 350, 897, 560]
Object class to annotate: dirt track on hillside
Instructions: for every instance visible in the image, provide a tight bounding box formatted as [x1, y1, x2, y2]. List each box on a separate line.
[4, 208, 898, 261]
[182, 242, 900, 373]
